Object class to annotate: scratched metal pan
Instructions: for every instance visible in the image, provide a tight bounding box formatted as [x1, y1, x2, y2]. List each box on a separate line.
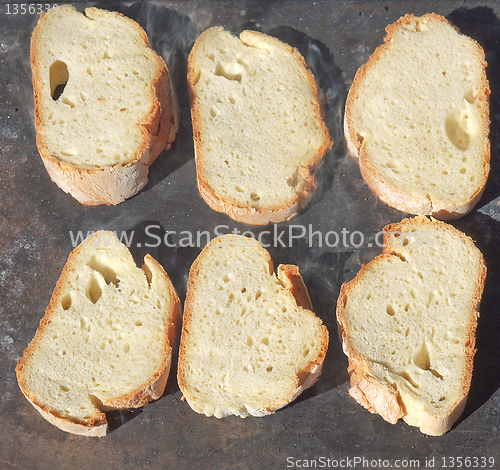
[0, 1, 499, 468]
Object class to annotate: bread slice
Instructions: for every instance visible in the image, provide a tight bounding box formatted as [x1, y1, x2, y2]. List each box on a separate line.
[31, 5, 179, 205]
[336, 216, 486, 435]
[344, 13, 490, 219]
[16, 231, 181, 436]
[177, 234, 329, 417]
[188, 27, 332, 225]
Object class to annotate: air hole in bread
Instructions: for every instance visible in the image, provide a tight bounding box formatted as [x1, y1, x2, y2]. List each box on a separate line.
[445, 107, 477, 151]
[50, 60, 69, 100]
[87, 256, 119, 287]
[250, 192, 260, 202]
[386, 304, 396, 316]
[61, 293, 72, 310]
[261, 337, 269, 345]
[413, 342, 431, 370]
[430, 368, 443, 380]
[464, 89, 478, 104]
[247, 336, 253, 347]
[60, 385, 69, 392]
[255, 289, 262, 300]
[399, 371, 420, 389]
[79, 316, 91, 332]
[85, 274, 102, 304]
[62, 97, 75, 108]
[214, 61, 243, 83]
[266, 365, 273, 372]
[386, 159, 399, 169]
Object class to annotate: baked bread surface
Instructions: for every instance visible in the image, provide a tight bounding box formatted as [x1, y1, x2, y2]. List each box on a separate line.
[188, 27, 332, 225]
[31, 5, 179, 205]
[336, 216, 486, 435]
[345, 13, 490, 219]
[177, 234, 329, 417]
[16, 231, 181, 436]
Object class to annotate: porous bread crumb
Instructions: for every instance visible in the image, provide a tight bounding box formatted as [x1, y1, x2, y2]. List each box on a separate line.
[16, 231, 180, 436]
[345, 14, 490, 219]
[188, 27, 332, 225]
[337, 216, 486, 435]
[178, 234, 329, 418]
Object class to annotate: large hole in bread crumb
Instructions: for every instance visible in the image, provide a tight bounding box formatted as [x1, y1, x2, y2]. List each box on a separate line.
[86, 274, 102, 304]
[50, 60, 69, 100]
[214, 61, 243, 83]
[61, 293, 72, 310]
[87, 256, 119, 287]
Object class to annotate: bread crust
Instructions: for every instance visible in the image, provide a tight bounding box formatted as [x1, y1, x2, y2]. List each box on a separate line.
[16, 233, 181, 436]
[177, 235, 329, 417]
[30, 6, 179, 205]
[188, 27, 332, 225]
[336, 216, 486, 435]
[344, 13, 490, 220]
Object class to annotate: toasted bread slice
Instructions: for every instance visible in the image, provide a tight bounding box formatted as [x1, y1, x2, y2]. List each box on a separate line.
[345, 14, 490, 219]
[177, 234, 329, 417]
[336, 216, 486, 435]
[188, 27, 332, 225]
[31, 5, 179, 205]
[16, 231, 181, 436]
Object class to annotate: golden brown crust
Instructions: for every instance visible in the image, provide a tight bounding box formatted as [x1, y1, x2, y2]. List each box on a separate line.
[177, 235, 329, 416]
[188, 27, 332, 225]
[16, 233, 180, 436]
[344, 13, 490, 220]
[30, 6, 179, 206]
[336, 216, 486, 435]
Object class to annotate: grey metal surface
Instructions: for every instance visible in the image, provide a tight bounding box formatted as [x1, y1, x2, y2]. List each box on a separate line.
[0, 1, 499, 468]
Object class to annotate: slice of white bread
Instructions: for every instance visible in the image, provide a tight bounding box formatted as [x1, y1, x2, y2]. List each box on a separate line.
[344, 13, 490, 219]
[177, 234, 329, 417]
[16, 231, 181, 436]
[31, 5, 179, 205]
[336, 216, 486, 435]
[188, 27, 332, 225]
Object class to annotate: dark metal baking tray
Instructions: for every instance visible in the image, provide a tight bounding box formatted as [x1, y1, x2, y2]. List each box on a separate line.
[1, 1, 499, 468]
